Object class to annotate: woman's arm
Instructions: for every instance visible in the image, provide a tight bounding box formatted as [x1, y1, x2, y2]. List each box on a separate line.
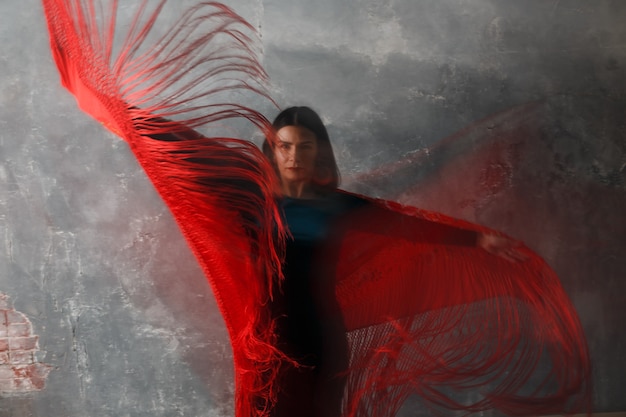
[337, 192, 527, 261]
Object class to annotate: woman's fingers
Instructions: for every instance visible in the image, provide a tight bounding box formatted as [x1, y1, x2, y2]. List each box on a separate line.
[477, 233, 529, 262]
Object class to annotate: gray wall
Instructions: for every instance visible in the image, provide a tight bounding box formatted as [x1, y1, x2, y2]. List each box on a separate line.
[1, 0, 624, 416]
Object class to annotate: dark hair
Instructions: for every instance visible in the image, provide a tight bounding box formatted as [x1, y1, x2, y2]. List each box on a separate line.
[263, 106, 340, 193]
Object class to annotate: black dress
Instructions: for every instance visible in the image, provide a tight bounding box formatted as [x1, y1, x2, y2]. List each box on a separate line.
[270, 192, 368, 417]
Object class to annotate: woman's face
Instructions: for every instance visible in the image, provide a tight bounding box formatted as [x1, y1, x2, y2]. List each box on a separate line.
[273, 125, 318, 186]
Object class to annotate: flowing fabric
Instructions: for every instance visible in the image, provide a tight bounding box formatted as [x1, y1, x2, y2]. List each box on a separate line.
[41, 1, 592, 416]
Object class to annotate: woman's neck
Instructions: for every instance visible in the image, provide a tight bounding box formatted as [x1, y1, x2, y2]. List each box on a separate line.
[282, 181, 317, 199]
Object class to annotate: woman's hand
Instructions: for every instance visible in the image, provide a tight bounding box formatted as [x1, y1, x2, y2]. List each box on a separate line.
[477, 233, 528, 262]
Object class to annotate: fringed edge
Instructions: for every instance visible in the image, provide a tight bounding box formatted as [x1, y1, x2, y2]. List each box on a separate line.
[42, 1, 289, 415]
[336, 197, 591, 417]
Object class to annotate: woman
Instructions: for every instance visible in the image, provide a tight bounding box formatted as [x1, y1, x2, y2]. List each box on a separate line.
[262, 106, 527, 417]
[262, 106, 365, 417]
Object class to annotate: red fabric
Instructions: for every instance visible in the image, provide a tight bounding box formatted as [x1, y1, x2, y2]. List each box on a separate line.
[41, 1, 592, 416]
[333, 199, 590, 416]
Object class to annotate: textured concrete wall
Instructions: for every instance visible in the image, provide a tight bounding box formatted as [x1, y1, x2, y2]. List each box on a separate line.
[1, 0, 624, 416]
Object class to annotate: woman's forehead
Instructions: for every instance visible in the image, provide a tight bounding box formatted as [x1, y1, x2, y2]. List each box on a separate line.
[276, 125, 317, 143]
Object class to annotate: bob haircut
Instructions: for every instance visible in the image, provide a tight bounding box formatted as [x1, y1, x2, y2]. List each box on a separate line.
[263, 106, 340, 194]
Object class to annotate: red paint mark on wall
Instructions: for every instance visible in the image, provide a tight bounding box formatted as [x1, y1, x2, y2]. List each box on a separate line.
[0, 293, 52, 394]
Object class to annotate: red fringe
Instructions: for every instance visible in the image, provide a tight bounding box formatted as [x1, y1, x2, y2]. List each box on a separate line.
[335, 197, 591, 416]
[43, 1, 288, 415]
[42, 1, 592, 416]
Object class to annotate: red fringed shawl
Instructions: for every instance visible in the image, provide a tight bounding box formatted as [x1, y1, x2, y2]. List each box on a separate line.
[41, 1, 592, 416]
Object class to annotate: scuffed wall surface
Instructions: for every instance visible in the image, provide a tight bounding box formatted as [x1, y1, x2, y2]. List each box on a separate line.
[0, 0, 624, 416]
